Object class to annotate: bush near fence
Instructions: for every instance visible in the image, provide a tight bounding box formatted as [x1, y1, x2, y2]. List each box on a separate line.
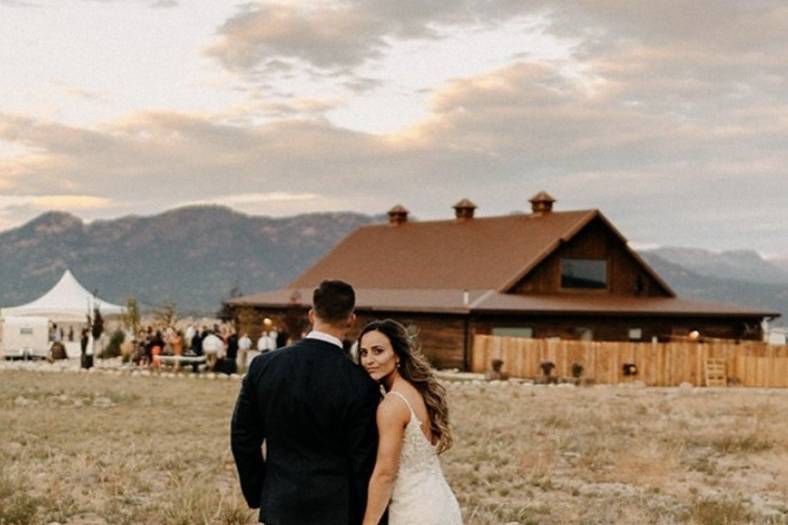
[472, 335, 788, 387]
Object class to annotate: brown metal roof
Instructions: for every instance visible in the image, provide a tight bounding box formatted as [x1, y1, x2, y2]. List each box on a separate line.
[472, 292, 780, 318]
[230, 207, 778, 320]
[230, 287, 779, 318]
[230, 288, 487, 314]
[290, 210, 600, 290]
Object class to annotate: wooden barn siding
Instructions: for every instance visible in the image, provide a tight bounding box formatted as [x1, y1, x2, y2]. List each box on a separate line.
[235, 305, 268, 341]
[234, 306, 466, 369]
[472, 335, 788, 387]
[353, 312, 466, 370]
[471, 315, 764, 342]
[512, 217, 669, 297]
[233, 305, 309, 343]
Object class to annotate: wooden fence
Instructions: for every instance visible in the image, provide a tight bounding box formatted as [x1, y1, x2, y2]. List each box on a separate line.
[471, 335, 788, 387]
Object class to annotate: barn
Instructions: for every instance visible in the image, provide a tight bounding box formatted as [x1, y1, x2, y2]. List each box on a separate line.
[229, 193, 779, 370]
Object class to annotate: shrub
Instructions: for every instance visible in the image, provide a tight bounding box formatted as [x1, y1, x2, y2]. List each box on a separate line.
[101, 329, 126, 359]
[0, 470, 40, 525]
[688, 496, 751, 525]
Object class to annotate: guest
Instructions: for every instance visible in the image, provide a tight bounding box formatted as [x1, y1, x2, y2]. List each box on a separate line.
[171, 330, 184, 356]
[171, 330, 184, 371]
[257, 330, 276, 354]
[202, 331, 224, 369]
[189, 328, 203, 356]
[151, 330, 164, 369]
[79, 328, 92, 369]
[223, 330, 239, 375]
[237, 332, 252, 373]
[143, 327, 154, 367]
[184, 324, 196, 349]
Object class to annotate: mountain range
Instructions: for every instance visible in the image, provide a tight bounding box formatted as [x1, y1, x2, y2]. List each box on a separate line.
[0, 207, 784, 325]
[0, 207, 380, 314]
[638, 251, 787, 326]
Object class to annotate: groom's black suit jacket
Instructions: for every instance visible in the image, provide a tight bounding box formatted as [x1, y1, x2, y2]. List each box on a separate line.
[231, 337, 383, 525]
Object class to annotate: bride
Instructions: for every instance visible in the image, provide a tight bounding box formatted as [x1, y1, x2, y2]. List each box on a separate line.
[357, 319, 463, 525]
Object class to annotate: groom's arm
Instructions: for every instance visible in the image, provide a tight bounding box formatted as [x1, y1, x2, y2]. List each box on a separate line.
[230, 362, 266, 509]
[347, 380, 383, 525]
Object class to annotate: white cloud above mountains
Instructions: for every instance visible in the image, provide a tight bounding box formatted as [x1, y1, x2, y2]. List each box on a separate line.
[206, 1, 537, 74]
[0, 0, 786, 255]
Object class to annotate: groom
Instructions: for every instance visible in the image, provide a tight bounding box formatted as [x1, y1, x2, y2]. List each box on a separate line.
[231, 280, 383, 525]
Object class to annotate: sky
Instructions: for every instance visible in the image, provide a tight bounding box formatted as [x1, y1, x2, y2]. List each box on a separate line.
[0, 0, 786, 257]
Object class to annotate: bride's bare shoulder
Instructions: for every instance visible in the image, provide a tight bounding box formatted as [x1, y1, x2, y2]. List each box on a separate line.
[376, 392, 411, 426]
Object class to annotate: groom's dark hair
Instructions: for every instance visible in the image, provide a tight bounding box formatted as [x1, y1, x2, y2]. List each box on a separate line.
[313, 280, 355, 324]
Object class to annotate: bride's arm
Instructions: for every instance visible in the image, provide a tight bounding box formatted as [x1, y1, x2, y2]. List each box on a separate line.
[362, 397, 408, 525]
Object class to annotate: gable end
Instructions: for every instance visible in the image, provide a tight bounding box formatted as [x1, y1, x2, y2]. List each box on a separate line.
[506, 213, 674, 297]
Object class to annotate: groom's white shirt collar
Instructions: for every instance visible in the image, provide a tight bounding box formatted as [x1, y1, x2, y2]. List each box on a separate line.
[305, 330, 343, 349]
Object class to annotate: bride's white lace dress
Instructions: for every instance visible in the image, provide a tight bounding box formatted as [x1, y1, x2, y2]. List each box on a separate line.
[387, 391, 463, 525]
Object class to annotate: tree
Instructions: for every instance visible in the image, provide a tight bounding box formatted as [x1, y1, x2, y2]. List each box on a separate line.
[216, 284, 243, 322]
[91, 306, 104, 341]
[87, 306, 104, 362]
[123, 297, 141, 334]
[154, 299, 179, 328]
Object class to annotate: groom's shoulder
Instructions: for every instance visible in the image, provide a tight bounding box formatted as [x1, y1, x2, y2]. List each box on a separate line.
[341, 359, 380, 397]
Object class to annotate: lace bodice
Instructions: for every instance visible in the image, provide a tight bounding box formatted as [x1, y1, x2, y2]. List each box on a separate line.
[386, 391, 463, 525]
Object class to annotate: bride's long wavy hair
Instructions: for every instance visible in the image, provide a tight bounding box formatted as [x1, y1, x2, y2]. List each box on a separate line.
[357, 319, 453, 454]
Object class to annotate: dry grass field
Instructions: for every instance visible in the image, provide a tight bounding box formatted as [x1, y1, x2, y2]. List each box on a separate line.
[1, 367, 788, 525]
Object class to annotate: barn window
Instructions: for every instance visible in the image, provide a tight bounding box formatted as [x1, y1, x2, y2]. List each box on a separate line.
[628, 328, 643, 340]
[575, 327, 593, 341]
[560, 258, 608, 289]
[492, 327, 533, 338]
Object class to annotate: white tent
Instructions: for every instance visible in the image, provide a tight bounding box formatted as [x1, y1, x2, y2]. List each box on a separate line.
[1, 270, 124, 322]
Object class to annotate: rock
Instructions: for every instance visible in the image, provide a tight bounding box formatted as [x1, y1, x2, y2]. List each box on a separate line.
[5, 442, 23, 454]
[66, 512, 108, 525]
[14, 396, 32, 407]
[92, 397, 114, 408]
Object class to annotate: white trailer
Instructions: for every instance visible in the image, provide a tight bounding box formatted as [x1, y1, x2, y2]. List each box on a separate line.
[1, 316, 50, 360]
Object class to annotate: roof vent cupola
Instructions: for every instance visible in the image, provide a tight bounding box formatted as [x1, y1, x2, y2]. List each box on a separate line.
[388, 204, 409, 225]
[529, 191, 556, 215]
[453, 198, 477, 220]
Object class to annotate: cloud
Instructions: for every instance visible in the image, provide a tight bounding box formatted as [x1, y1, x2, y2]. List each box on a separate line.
[182, 191, 319, 206]
[18, 195, 112, 210]
[0, 0, 38, 6]
[1, 1, 787, 254]
[206, 1, 537, 75]
[0, 194, 112, 230]
[81, 0, 178, 6]
[206, 3, 388, 73]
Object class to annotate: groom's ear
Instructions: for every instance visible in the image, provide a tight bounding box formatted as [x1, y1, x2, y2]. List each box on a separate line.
[308, 308, 316, 325]
[347, 313, 357, 328]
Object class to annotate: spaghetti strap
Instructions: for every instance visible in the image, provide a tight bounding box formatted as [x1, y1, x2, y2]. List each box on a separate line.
[387, 390, 417, 421]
